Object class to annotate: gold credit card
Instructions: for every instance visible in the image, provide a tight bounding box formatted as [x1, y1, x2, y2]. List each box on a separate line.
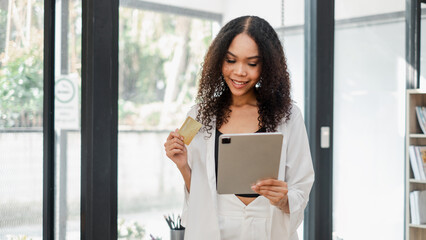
[178, 116, 202, 145]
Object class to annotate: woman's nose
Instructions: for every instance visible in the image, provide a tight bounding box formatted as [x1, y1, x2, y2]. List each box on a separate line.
[235, 63, 247, 76]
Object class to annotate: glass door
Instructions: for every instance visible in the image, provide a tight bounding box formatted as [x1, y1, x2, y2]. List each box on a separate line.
[0, 1, 44, 238]
[332, 2, 406, 239]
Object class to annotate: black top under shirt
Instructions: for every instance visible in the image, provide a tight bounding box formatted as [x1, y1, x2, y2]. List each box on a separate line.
[215, 127, 266, 198]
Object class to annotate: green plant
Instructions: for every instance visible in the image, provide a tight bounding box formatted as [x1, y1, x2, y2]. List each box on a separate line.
[0, 0, 44, 128]
[0, 45, 43, 128]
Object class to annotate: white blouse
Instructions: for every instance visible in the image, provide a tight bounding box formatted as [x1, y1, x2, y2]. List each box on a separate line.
[181, 104, 314, 240]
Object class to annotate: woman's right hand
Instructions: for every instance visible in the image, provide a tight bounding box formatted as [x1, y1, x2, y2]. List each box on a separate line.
[164, 129, 188, 169]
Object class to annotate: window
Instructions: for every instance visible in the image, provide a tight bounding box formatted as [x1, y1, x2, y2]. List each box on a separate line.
[333, 14, 406, 240]
[117, 6, 219, 239]
[0, 0, 44, 238]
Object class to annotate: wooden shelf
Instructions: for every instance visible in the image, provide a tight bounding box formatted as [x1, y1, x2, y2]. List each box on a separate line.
[410, 179, 426, 184]
[410, 134, 426, 138]
[407, 89, 426, 94]
[409, 224, 426, 229]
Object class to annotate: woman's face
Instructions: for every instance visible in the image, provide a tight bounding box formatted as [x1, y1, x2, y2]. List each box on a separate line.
[222, 33, 262, 99]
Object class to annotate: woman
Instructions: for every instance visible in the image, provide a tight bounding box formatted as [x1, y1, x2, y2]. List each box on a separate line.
[164, 16, 314, 240]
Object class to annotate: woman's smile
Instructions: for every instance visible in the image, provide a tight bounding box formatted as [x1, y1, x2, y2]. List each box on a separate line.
[230, 78, 250, 88]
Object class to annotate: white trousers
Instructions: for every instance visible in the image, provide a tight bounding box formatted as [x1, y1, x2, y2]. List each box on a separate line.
[217, 194, 272, 240]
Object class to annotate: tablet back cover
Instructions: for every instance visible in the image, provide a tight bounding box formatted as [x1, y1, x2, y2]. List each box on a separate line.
[217, 133, 283, 194]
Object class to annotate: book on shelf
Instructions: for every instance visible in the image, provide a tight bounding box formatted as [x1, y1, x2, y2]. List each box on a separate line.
[410, 190, 426, 225]
[415, 106, 426, 134]
[409, 146, 426, 180]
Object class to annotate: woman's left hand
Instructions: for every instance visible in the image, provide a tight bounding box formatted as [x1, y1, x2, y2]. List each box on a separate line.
[251, 179, 290, 213]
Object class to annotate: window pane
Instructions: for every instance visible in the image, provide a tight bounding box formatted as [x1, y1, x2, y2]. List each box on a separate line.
[117, 8, 216, 239]
[0, 0, 44, 238]
[280, 30, 305, 238]
[277, 2, 305, 235]
[278, 30, 305, 115]
[333, 20, 405, 240]
[54, 0, 82, 238]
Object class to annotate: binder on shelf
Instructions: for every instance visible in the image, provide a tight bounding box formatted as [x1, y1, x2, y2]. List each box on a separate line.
[410, 191, 419, 224]
[410, 190, 426, 225]
[415, 106, 426, 134]
[415, 146, 426, 180]
[409, 146, 426, 180]
[410, 146, 422, 180]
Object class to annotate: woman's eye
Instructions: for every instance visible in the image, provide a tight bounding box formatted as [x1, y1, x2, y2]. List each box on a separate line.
[225, 59, 236, 63]
[248, 63, 258, 67]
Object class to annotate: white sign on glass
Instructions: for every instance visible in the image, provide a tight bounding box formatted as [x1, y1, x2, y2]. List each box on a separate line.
[55, 74, 79, 130]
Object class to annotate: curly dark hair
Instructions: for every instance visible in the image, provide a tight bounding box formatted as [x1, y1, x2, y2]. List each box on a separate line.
[196, 16, 292, 134]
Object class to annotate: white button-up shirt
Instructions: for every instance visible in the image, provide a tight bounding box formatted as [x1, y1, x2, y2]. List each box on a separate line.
[181, 104, 314, 240]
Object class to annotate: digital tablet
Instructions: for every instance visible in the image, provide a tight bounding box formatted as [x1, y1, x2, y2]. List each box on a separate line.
[217, 132, 284, 194]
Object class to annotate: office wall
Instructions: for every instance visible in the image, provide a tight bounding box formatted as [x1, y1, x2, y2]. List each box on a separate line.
[335, 0, 404, 20]
[144, 0, 223, 14]
[222, 0, 282, 27]
[143, 0, 305, 27]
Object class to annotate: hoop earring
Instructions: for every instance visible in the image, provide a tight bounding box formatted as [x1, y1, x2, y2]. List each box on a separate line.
[218, 74, 226, 93]
[256, 77, 263, 88]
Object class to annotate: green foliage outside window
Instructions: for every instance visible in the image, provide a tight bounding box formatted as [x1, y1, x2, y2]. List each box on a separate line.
[0, 1, 43, 128]
[0, 2, 213, 129]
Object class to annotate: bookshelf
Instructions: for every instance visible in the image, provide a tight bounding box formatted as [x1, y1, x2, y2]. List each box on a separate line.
[406, 89, 426, 240]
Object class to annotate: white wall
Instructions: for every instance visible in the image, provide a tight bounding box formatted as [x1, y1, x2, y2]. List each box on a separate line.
[145, 0, 409, 26]
[220, 0, 407, 27]
[145, 0, 224, 14]
[283, 0, 304, 26]
[221, 0, 282, 27]
[335, 0, 404, 20]
[221, 0, 305, 27]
